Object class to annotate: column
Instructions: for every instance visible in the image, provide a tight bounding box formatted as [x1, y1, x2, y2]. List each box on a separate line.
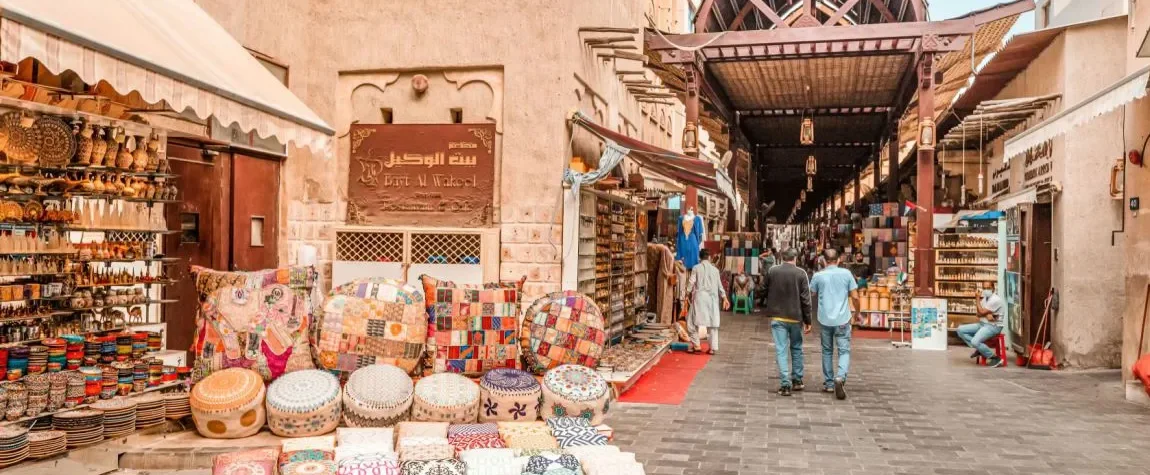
[683, 64, 700, 158]
[915, 54, 936, 297]
[683, 186, 698, 216]
[887, 129, 899, 203]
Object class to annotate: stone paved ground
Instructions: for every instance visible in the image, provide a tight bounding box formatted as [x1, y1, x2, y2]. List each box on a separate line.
[609, 313, 1150, 475]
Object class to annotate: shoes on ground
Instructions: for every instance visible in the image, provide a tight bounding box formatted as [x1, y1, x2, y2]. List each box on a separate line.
[777, 386, 792, 397]
[970, 350, 981, 359]
[988, 357, 1005, 368]
[791, 380, 804, 392]
[834, 378, 847, 400]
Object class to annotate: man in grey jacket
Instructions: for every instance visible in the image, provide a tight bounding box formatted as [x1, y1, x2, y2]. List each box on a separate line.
[762, 248, 813, 396]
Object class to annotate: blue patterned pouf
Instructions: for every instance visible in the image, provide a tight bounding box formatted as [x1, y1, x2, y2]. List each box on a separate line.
[478, 368, 541, 422]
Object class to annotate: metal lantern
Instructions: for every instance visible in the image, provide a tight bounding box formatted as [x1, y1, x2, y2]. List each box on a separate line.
[682, 122, 698, 154]
[919, 118, 936, 150]
[800, 117, 814, 145]
[805, 155, 817, 191]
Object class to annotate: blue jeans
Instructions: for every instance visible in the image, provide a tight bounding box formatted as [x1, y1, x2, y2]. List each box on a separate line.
[957, 322, 1002, 359]
[770, 320, 804, 387]
[820, 323, 852, 387]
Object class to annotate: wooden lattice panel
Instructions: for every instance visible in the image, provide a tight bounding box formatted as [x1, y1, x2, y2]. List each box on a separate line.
[410, 233, 482, 265]
[335, 231, 403, 262]
[711, 55, 910, 110]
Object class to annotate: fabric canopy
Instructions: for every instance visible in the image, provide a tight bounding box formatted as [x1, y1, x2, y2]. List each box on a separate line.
[1004, 64, 1150, 162]
[0, 0, 334, 153]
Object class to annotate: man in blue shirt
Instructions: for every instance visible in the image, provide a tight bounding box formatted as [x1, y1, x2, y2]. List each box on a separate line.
[957, 289, 1007, 367]
[809, 249, 859, 400]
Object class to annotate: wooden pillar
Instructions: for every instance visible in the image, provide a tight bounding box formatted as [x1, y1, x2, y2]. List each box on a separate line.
[683, 64, 700, 157]
[886, 129, 899, 202]
[915, 54, 936, 297]
[683, 186, 698, 216]
[853, 169, 861, 211]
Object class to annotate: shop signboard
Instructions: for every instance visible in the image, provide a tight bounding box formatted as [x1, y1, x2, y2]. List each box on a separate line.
[347, 123, 496, 227]
[1021, 139, 1054, 190]
[911, 298, 948, 351]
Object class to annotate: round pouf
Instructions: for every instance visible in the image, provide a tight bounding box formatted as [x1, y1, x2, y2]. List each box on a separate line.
[189, 368, 267, 439]
[266, 369, 341, 437]
[521, 291, 607, 374]
[478, 368, 541, 422]
[411, 373, 480, 423]
[541, 364, 610, 425]
[342, 364, 413, 427]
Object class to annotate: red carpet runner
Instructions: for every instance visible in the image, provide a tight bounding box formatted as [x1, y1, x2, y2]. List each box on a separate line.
[618, 344, 711, 405]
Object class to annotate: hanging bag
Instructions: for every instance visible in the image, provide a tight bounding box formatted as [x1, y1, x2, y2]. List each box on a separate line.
[1131, 284, 1150, 397]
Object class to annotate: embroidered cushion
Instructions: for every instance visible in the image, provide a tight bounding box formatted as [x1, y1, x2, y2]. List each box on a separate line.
[338, 453, 400, 475]
[281, 460, 338, 475]
[478, 368, 541, 423]
[190, 368, 266, 439]
[397, 441, 455, 462]
[522, 453, 581, 475]
[396, 422, 449, 439]
[520, 292, 606, 374]
[191, 266, 320, 383]
[447, 433, 505, 456]
[212, 448, 279, 475]
[540, 365, 610, 425]
[545, 418, 607, 447]
[342, 364, 414, 427]
[458, 448, 519, 475]
[400, 459, 466, 475]
[411, 373, 480, 423]
[419, 275, 525, 375]
[266, 369, 342, 437]
[319, 279, 428, 378]
[446, 423, 498, 437]
[337, 427, 395, 453]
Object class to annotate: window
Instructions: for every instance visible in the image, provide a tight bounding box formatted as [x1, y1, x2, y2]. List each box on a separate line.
[180, 213, 200, 244]
[250, 216, 265, 247]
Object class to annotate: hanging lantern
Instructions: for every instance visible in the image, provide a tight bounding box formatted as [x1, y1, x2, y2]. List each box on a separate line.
[805, 155, 817, 192]
[800, 116, 815, 145]
[800, 190, 807, 203]
[918, 118, 936, 150]
[682, 122, 698, 154]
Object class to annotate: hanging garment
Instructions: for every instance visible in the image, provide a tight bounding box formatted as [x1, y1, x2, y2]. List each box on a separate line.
[646, 244, 676, 325]
[675, 215, 704, 270]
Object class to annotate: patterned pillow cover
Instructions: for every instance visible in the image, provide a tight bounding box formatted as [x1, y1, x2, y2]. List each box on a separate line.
[520, 291, 606, 374]
[191, 266, 320, 383]
[318, 278, 428, 377]
[419, 275, 526, 376]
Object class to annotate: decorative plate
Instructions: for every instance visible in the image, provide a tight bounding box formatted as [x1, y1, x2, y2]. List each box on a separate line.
[23, 201, 42, 222]
[32, 117, 75, 168]
[1, 112, 38, 164]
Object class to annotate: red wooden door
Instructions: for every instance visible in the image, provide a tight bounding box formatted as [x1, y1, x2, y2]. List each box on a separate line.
[230, 154, 281, 271]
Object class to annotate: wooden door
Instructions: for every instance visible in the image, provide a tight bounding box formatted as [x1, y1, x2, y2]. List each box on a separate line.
[163, 144, 230, 353]
[1028, 203, 1054, 347]
[230, 154, 280, 271]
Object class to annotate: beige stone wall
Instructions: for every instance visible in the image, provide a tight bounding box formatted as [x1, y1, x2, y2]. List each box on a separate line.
[195, 0, 681, 299]
[1124, 1, 1150, 383]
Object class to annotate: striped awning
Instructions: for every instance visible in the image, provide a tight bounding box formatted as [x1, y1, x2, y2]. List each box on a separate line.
[0, 0, 334, 153]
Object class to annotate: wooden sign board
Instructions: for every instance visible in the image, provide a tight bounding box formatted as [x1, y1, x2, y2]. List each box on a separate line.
[347, 123, 496, 227]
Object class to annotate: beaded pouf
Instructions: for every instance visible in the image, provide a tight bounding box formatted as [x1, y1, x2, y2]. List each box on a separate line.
[478, 368, 541, 422]
[189, 368, 266, 439]
[342, 364, 413, 427]
[540, 364, 610, 425]
[266, 369, 342, 437]
[410, 373, 480, 423]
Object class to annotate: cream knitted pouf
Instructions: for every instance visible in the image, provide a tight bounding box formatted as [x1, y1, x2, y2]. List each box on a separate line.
[411, 373, 480, 423]
[342, 364, 414, 427]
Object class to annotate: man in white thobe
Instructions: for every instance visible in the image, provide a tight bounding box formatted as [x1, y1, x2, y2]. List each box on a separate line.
[687, 249, 730, 355]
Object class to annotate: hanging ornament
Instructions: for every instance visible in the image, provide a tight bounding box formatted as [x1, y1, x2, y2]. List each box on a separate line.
[805, 155, 817, 192]
[800, 116, 815, 145]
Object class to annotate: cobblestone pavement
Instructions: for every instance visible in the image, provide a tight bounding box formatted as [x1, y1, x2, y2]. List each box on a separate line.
[609, 313, 1150, 475]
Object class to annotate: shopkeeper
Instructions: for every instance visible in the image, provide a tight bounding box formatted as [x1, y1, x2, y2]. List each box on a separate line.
[957, 289, 1007, 368]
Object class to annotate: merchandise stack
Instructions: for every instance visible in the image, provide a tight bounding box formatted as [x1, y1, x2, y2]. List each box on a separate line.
[718, 233, 762, 276]
[856, 203, 911, 330]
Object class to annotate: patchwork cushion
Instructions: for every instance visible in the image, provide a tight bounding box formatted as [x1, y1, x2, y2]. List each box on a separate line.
[540, 365, 610, 425]
[342, 365, 414, 427]
[266, 369, 342, 437]
[400, 459, 465, 475]
[419, 275, 525, 375]
[546, 418, 607, 447]
[520, 292, 606, 374]
[190, 368, 267, 439]
[191, 266, 320, 383]
[212, 448, 279, 475]
[411, 373, 480, 423]
[478, 368, 541, 423]
[319, 278, 427, 378]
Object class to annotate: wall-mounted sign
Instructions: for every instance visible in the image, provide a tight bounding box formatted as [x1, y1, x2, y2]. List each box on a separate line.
[1021, 139, 1054, 189]
[990, 161, 1011, 197]
[347, 123, 496, 227]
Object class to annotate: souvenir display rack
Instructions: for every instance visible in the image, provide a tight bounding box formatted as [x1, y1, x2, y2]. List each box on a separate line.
[580, 190, 647, 344]
[934, 231, 1000, 330]
[576, 194, 597, 298]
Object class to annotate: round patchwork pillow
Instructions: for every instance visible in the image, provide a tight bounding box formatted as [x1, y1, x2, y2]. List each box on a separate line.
[342, 364, 413, 427]
[478, 368, 541, 422]
[520, 291, 606, 374]
[266, 369, 342, 437]
[411, 373, 480, 423]
[317, 278, 427, 379]
[541, 364, 610, 425]
[189, 368, 266, 439]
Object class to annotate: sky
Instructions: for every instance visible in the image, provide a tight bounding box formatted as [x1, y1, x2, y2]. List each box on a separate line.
[930, 0, 1036, 41]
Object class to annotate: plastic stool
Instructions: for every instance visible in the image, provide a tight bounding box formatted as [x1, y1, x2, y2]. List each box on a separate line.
[976, 333, 1007, 367]
[732, 292, 753, 314]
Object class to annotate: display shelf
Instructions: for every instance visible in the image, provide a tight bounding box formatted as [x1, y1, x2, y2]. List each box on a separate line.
[65, 227, 177, 234]
[0, 380, 183, 427]
[73, 280, 176, 289]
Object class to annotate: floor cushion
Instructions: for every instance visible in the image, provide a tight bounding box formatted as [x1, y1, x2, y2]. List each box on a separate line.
[338, 453, 400, 475]
[419, 275, 525, 375]
[520, 292, 606, 375]
[319, 278, 428, 378]
[190, 368, 266, 439]
[400, 459, 465, 475]
[411, 373, 480, 423]
[267, 369, 342, 437]
[478, 368, 541, 423]
[540, 365, 610, 425]
[212, 447, 279, 475]
[545, 418, 607, 447]
[342, 364, 413, 427]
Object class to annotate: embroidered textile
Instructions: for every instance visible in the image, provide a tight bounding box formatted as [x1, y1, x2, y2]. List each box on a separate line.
[396, 422, 449, 439]
[540, 364, 610, 425]
[212, 448, 279, 475]
[267, 369, 342, 437]
[337, 428, 395, 452]
[399, 459, 466, 475]
[342, 365, 414, 427]
[398, 442, 455, 462]
[190, 368, 267, 439]
[520, 291, 606, 374]
[419, 276, 525, 376]
[546, 418, 606, 447]
[447, 423, 498, 437]
[337, 453, 400, 475]
[522, 453, 581, 475]
[191, 266, 320, 383]
[320, 279, 428, 377]
[448, 433, 506, 455]
[281, 460, 338, 475]
[478, 369, 540, 423]
[412, 373, 480, 423]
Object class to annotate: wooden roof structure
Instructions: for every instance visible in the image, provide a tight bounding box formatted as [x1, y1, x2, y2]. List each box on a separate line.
[646, 0, 1034, 223]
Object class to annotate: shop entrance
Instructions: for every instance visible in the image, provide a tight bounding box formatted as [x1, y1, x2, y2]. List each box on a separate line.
[1006, 202, 1053, 355]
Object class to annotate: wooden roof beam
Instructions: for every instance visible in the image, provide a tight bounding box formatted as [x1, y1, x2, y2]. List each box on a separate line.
[759, 142, 878, 148]
[740, 106, 892, 117]
[747, 0, 789, 28]
[647, 18, 978, 52]
[694, 0, 718, 33]
[825, 0, 861, 26]
[866, 0, 897, 23]
[728, 1, 757, 31]
[909, 0, 927, 22]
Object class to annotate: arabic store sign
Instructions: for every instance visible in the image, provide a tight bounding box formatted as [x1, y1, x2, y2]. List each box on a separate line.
[347, 123, 496, 227]
[1021, 139, 1054, 189]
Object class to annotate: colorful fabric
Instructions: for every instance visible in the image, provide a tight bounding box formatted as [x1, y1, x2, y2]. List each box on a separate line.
[191, 266, 320, 383]
[400, 460, 466, 475]
[541, 364, 610, 425]
[412, 373, 480, 423]
[546, 418, 606, 447]
[520, 292, 606, 374]
[448, 433, 506, 455]
[419, 276, 525, 375]
[447, 423, 498, 437]
[190, 368, 267, 439]
[212, 448, 279, 475]
[320, 279, 428, 377]
[478, 369, 541, 423]
[522, 453, 580, 475]
[338, 453, 400, 475]
[281, 460, 338, 475]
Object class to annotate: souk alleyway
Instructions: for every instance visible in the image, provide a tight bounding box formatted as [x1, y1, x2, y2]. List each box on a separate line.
[610, 313, 1150, 475]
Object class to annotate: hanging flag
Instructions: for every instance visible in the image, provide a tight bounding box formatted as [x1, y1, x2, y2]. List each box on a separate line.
[904, 200, 925, 216]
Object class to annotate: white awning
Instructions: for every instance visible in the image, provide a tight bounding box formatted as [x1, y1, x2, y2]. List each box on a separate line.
[0, 0, 334, 153]
[639, 168, 686, 193]
[1004, 64, 1150, 162]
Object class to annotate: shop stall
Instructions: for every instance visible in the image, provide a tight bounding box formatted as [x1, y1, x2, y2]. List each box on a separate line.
[932, 210, 1005, 331]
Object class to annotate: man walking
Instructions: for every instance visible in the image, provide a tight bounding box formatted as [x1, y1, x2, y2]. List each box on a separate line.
[957, 289, 1007, 367]
[810, 249, 859, 400]
[687, 249, 729, 355]
[762, 248, 812, 396]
